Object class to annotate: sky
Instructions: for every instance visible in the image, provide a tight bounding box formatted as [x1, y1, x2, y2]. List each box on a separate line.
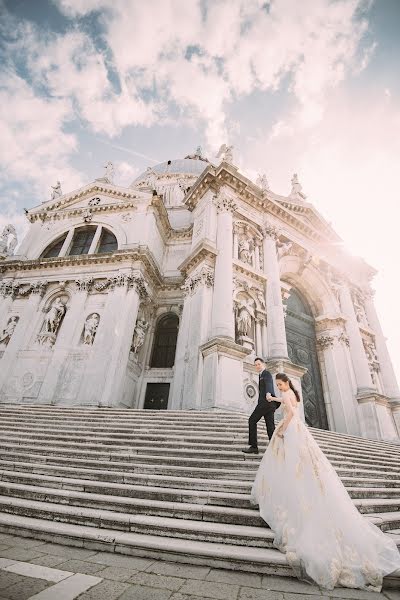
[0, 0, 400, 383]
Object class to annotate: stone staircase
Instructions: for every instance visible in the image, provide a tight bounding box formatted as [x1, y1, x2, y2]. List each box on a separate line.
[0, 405, 399, 587]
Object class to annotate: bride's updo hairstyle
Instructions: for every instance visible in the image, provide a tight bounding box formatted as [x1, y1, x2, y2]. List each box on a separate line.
[275, 372, 300, 402]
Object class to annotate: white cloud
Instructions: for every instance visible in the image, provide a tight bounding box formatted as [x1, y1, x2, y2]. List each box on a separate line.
[0, 72, 84, 199]
[49, 0, 373, 146]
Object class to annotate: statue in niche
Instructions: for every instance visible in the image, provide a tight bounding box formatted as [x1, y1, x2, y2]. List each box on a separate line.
[83, 313, 100, 345]
[131, 318, 149, 354]
[236, 298, 255, 337]
[277, 240, 293, 260]
[40, 297, 66, 338]
[0, 315, 19, 345]
[0, 225, 18, 257]
[50, 181, 62, 200]
[238, 237, 253, 265]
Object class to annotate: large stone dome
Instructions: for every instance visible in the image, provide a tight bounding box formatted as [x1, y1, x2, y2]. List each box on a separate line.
[131, 148, 210, 188]
[131, 148, 211, 209]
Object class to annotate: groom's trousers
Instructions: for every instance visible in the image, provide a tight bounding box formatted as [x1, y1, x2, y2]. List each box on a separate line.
[248, 403, 276, 447]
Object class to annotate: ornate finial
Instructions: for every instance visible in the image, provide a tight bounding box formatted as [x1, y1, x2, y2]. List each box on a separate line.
[50, 181, 62, 201]
[256, 173, 269, 193]
[216, 144, 234, 164]
[290, 173, 306, 200]
[195, 146, 202, 157]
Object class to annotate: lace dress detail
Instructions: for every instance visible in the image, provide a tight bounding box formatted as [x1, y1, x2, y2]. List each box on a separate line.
[250, 390, 400, 591]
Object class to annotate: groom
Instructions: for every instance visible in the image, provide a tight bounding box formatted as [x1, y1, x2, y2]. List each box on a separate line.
[242, 357, 279, 454]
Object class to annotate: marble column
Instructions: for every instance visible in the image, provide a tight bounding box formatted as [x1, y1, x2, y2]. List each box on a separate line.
[261, 319, 268, 359]
[56, 278, 93, 347]
[0, 281, 48, 393]
[316, 332, 360, 435]
[210, 191, 237, 339]
[233, 229, 239, 260]
[0, 281, 18, 329]
[339, 283, 374, 393]
[255, 318, 263, 356]
[263, 224, 288, 358]
[363, 290, 400, 400]
[100, 271, 146, 406]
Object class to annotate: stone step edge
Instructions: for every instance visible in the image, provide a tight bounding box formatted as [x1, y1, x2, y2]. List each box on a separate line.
[1, 496, 400, 546]
[2, 462, 399, 490]
[2, 422, 399, 456]
[1, 432, 399, 464]
[1, 471, 399, 503]
[1, 406, 399, 446]
[1, 443, 398, 471]
[1, 481, 399, 516]
[0, 413, 400, 452]
[1, 454, 399, 481]
[0, 512, 398, 588]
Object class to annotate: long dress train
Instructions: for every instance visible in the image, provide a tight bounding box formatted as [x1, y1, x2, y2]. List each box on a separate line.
[250, 390, 400, 591]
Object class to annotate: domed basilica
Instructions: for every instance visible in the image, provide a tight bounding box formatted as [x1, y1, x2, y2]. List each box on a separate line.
[0, 147, 399, 440]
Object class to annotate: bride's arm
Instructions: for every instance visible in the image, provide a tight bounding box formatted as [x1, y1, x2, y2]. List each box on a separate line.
[278, 394, 295, 435]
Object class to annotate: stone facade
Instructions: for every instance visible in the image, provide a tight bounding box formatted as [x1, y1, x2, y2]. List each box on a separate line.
[0, 150, 399, 440]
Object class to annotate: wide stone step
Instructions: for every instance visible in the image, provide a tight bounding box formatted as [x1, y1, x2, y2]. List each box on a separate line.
[0, 512, 399, 590]
[2, 433, 399, 469]
[2, 450, 400, 488]
[1, 429, 399, 465]
[2, 422, 400, 461]
[1, 470, 398, 505]
[0, 452, 257, 480]
[0, 441, 398, 477]
[0, 490, 264, 527]
[2, 478, 400, 526]
[2, 461, 399, 497]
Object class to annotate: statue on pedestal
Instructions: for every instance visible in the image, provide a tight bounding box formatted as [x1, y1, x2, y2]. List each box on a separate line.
[50, 181, 62, 201]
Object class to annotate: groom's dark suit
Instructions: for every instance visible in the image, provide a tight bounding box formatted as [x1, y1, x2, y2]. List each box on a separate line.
[248, 369, 279, 447]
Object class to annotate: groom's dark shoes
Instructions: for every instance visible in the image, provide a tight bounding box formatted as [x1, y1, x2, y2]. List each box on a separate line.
[242, 446, 259, 454]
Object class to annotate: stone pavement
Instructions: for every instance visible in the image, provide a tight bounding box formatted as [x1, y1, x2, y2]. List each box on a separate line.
[0, 533, 399, 600]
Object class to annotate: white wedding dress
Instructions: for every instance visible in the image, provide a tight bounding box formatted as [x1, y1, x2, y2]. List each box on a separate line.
[250, 389, 400, 591]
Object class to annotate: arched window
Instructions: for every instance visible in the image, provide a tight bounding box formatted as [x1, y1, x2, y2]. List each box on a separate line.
[69, 227, 96, 256]
[41, 233, 67, 258]
[97, 229, 118, 254]
[41, 226, 118, 259]
[150, 313, 179, 368]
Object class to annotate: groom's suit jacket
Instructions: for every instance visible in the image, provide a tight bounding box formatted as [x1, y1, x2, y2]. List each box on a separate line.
[258, 369, 280, 412]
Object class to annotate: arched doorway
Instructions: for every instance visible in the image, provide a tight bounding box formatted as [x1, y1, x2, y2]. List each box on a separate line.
[285, 289, 328, 429]
[150, 313, 179, 368]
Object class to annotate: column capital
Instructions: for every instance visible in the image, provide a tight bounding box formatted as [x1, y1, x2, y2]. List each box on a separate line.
[182, 266, 214, 297]
[0, 280, 19, 298]
[127, 271, 149, 299]
[263, 222, 280, 241]
[75, 277, 93, 293]
[213, 190, 237, 214]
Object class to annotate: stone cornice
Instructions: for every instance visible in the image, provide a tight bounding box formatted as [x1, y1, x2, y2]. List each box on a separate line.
[28, 183, 147, 220]
[0, 246, 184, 292]
[178, 241, 217, 276]
[232, 259, 266, 284]
[28, 201, 138, 223]
[314, 315, 347, 332]
[184, 163, 338, 245]
[150, 195, 193, 242]
[200, 336, 251, 360]
[357, 392, 390, 408]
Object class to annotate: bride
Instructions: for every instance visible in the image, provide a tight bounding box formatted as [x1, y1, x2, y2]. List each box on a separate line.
[250, 372, 400, 591]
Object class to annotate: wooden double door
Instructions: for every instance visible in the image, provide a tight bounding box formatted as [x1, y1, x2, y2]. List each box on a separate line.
[285, 290, 328, 430]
